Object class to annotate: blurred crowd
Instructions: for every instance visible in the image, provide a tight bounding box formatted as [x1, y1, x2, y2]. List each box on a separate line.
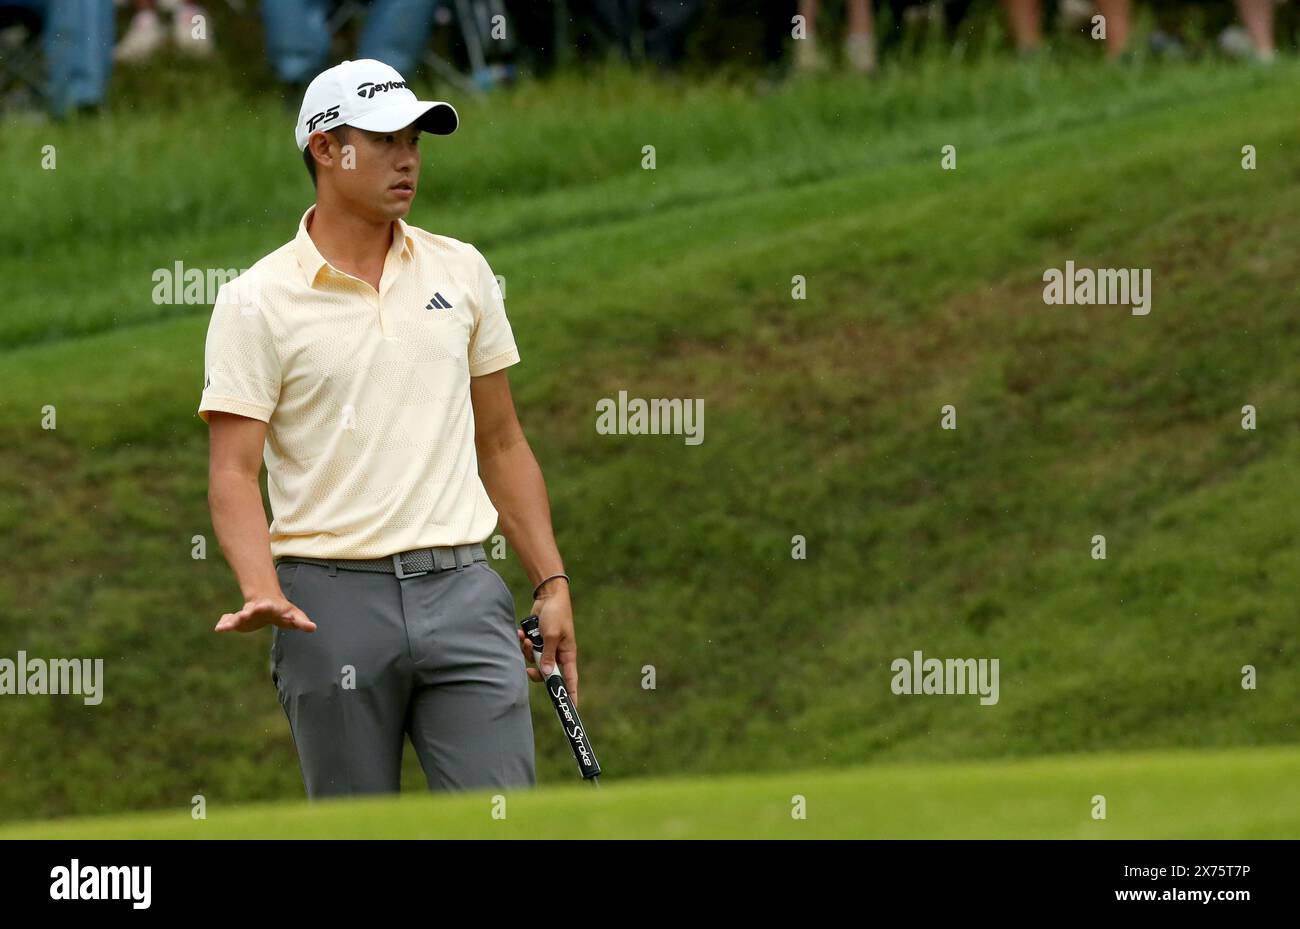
[789, 0, 1284, 72]
[0, 0, 1291, 117]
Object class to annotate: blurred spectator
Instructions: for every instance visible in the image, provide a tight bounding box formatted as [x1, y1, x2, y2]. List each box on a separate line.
[7, 0, 113, 115]
[589, 0, 705, 68]
[795, 0, 876, 74]
[114, 0, 214, 63]
[262, 0, 441, 99]
[1226, 0, 1281, 61]
[1001, 0, 1131, 58]
[1148, 0, 1284, 63]
[114, 0, 163, 60]
[759, 0, 800, 73]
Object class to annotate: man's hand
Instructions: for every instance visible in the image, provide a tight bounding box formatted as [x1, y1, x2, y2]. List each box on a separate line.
[215, 595, 317, 633]
[516, 581, 578, 707]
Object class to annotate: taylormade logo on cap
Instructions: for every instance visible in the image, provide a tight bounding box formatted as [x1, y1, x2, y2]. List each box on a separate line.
[295, 59, 459, 151]
[356, 79, 407, 98]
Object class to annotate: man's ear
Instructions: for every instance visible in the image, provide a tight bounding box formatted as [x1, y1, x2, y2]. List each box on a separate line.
[307, 131, 333, 173]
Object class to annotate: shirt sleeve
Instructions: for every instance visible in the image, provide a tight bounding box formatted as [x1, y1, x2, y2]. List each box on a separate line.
[467, 245, 521, 377]
[197, 281, 281, 424]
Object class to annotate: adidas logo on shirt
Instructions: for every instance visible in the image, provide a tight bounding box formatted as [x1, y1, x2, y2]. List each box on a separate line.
[425, 292, 453, 310]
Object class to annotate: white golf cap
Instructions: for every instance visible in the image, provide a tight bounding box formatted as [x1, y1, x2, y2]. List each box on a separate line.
[294, 58, 458, 151]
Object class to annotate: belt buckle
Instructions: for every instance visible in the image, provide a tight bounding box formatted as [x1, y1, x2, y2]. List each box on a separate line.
[392, 550, 430, 579]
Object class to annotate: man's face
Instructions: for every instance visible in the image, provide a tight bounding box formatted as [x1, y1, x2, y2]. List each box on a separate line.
[314, 121, 421, 221]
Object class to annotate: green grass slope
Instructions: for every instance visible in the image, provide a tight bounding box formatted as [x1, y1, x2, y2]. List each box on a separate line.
[4, 747, 1297, 839]
[1, 61, 1298, 822]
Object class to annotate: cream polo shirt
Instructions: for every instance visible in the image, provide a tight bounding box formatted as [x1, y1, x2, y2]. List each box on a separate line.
[198, 205, 520, 560]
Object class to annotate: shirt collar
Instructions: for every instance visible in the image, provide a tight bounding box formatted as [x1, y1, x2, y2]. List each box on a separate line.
[293, 204, 414, 288]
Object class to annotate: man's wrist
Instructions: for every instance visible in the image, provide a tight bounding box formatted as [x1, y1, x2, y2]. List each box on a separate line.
[241, 582, 285, 601]
[532, 572, 570, 600]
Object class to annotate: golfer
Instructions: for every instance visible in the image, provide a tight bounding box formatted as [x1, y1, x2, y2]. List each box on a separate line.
[198, 59, 576, 797]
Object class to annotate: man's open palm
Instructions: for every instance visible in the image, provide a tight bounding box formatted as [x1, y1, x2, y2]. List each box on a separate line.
[215, 597, 317, 633]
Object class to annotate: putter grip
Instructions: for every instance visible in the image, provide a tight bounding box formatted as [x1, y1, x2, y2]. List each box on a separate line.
[521, 615, 601, 779]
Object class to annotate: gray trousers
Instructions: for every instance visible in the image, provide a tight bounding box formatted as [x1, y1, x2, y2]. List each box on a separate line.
[270, 548, 536, 797]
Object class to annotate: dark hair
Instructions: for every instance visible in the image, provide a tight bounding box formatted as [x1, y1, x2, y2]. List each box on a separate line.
[303, 126, 352, 188]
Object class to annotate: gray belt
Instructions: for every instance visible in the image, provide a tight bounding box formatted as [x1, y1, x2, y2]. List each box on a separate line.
[275, 543, 487, 579]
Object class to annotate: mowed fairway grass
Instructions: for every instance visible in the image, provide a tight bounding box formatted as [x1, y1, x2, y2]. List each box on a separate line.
[1, 59, 1298, 825]
[3, 746, 1297, 839]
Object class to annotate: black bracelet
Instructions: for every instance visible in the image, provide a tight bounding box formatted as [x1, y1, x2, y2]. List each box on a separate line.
[533, 573, 570, 600]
